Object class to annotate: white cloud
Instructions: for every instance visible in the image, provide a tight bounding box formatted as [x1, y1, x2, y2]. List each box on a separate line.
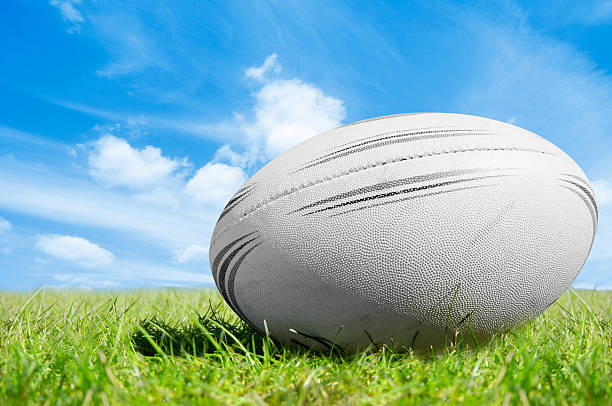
[593, 178, 612, 206]
[245, 53, 282, 81]
[0, 217, 11, 233]
[89, 135, 187, 189]
[213, 144, 249, 167]
[247, 78, 346, 158]
[184, 163, 247, 207]
[35, 235, 115, 267]
[173, 244, 209, 264]
[227, 55, 347, 163]
[49, 0, 84, 33]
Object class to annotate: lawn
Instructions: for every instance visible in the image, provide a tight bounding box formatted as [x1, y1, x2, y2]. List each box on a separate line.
[0, 288, 610, 405]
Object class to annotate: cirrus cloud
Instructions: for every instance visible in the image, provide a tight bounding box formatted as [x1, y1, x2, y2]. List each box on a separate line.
[49, 0, 84, 33]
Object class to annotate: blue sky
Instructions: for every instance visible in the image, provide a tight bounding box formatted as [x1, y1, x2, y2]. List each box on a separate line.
[0, 0, 611, 290]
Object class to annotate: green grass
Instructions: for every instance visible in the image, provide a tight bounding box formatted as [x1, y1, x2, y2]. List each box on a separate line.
[0, 289, 610, 405]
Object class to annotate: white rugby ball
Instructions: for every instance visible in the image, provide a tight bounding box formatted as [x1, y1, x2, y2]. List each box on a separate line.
[209, 113, 597, 352]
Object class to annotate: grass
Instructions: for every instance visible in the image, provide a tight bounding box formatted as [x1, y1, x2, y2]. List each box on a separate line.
[0, 288, 610, 405]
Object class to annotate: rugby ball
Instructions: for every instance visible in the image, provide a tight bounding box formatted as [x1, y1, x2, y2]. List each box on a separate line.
[209, 113, 596, 352]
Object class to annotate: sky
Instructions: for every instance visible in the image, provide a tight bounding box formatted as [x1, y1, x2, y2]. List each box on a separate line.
[0, 0, 611, 290]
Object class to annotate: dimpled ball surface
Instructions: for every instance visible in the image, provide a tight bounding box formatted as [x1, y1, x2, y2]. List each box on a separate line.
[209, 113, 597, 352]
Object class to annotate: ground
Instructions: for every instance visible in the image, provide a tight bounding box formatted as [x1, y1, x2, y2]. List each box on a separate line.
[0, 288, 610, 405]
